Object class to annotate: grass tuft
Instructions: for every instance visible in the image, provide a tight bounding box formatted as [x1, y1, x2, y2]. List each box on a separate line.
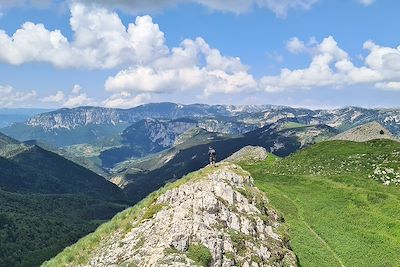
[187, 244, 212, 267]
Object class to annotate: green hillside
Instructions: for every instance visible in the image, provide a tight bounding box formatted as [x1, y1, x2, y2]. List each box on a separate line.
[0, 190, 125, 267]
[0, 145, 126, 201]
[0, 134, 128, 267]
[241, 139, 400, 267]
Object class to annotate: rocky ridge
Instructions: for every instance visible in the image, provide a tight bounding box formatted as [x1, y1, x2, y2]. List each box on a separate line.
[330, 121, 398, 142]
[24, 104, 257, 131]
[224, 146, 269, 163]
[44, 163, 296, 267]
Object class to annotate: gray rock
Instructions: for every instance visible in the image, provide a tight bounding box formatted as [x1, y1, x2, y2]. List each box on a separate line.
[82, 163, 297, 267]
[330, 121, 398, 142]
[224, 146, 268, 163]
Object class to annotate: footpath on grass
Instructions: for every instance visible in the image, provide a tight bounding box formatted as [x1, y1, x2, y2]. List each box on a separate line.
[275, 188, 346, 267]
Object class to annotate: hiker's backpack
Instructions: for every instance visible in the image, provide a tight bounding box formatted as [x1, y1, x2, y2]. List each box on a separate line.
[210, 149, 216, 156]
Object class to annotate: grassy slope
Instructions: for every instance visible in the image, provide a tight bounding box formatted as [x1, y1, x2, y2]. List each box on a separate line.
[241, 140, 400, 267]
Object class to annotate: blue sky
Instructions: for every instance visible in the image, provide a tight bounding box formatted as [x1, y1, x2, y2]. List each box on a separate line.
[0, 0, 399, 109]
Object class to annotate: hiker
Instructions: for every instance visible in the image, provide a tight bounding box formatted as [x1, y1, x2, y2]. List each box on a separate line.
[208, 146, 217, 166]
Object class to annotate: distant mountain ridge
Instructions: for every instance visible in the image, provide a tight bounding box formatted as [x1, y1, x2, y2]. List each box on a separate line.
[4, 103, 400, 134]
[23, 103, 273, 131]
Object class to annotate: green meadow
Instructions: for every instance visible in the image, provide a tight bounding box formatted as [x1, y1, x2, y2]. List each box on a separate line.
[241, 140, 400, 267]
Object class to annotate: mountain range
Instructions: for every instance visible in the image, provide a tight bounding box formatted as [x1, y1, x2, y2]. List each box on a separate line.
[1, 103, 398, 177]
[2, 103, 398, 204]
[2, 104, 399, 148]
[1, 103, 399, 266]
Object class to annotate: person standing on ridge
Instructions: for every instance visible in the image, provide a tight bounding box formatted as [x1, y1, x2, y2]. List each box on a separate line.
[208, 146, 217, 167]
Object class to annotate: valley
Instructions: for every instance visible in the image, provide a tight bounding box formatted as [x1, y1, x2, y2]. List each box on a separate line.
[0, 103, 399, 267]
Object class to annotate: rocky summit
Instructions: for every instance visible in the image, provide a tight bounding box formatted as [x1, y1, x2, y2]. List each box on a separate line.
[330, 121, 398, 142]
[44, 163, 296, 267]
[224, 146, 269, 163]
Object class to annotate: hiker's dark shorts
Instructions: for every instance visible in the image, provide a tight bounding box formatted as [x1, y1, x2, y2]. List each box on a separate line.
[210, 156, 216, 163]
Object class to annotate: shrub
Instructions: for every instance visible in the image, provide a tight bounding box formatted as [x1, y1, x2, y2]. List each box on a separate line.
[187, 244, 212, 267]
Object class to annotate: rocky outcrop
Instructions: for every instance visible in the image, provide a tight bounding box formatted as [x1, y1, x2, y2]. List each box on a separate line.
[47, 163, 296, 267]
[330, 121, 398, 142]
[225, 146, 268, 163]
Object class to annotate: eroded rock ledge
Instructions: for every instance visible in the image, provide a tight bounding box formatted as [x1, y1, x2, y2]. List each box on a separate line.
[84, 163, 296, 267]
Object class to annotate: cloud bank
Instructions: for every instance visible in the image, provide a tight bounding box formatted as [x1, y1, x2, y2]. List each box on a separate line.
[40, 84, 96, 108]
[260, 36, 400, 92]
[0, 3, 168, 69]
[0, 85, 37, 107]
[0, 0, 398, 109]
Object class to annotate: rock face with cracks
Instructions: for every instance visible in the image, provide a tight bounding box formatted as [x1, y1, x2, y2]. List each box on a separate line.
[48, 163, 296, 267]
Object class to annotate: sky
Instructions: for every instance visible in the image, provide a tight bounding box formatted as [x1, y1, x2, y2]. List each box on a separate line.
[0, 0, 399, 109]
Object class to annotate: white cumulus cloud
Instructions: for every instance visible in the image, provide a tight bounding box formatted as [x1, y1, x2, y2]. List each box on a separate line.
[0, 2, 168, 69]
[40, 84, 97, 107]
[261, 36, 400, 92]
[102, 92, 152, 108]
[0, 1, 397, 108]
[286, 37, 307, 54]
[41, 90, 65, 103]
[0, 85, 37, 107]
[71, 84, 82, 94]
[105, 37, 257, 97]
[0, 2, 257, 102]
[375, 82, 400, 91]
[63, 93, 96, 108]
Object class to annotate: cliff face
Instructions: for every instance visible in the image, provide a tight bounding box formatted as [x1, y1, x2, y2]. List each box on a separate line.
[46, 163, 296, 267]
